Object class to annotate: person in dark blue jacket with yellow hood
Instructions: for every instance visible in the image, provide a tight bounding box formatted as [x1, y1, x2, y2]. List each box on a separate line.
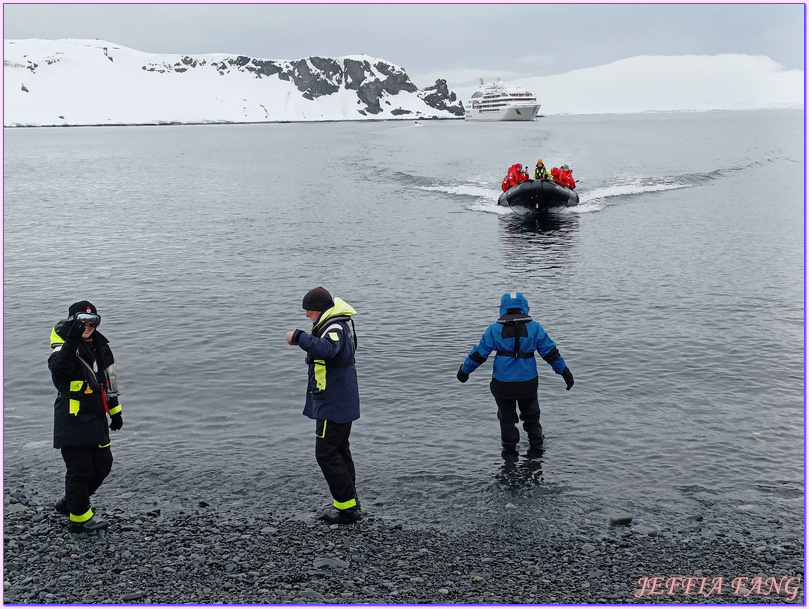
[286, 287, 361, 525]
[457, 292, 574, 456]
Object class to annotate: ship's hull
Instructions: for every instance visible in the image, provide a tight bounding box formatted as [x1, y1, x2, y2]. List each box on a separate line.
[464, 104, 540, 121]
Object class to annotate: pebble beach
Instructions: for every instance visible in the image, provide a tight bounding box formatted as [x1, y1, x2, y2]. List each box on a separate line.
[4, 485, 804, 605]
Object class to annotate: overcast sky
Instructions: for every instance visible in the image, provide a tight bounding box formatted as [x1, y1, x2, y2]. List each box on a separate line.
[3, 3, 805, 90]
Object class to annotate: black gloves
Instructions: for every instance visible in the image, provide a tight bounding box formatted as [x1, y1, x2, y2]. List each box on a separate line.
[109, 413, 123, 431]
[456, 367, 469, 383]
[562, 367, 574, 391]
[65, 319, 84, 343]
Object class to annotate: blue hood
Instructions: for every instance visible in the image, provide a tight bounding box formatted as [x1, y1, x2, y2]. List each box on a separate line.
[499, 292, 530, 317]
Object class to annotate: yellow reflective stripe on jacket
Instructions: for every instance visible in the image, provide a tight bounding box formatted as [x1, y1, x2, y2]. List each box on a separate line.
[67, 380, 93, 415]
[70, 508, 94, 523]
[314, 360, 327, 391]
[313, 328, 342, 392]
[69, 380, 84, 415]
[333, 498, 357, 510]
[108, 404, 122, 416]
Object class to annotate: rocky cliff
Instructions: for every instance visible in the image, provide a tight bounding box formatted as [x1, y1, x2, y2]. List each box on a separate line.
[141, 53, 463, 117]
[3, 39, 464, 126]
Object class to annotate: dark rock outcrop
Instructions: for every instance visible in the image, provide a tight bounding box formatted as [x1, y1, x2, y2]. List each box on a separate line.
[419, 79, 464, 116]
[141, 53, 461, 118]
[290, 57, 342, 100]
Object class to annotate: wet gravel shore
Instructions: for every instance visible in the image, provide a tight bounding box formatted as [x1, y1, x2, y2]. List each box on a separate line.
[4, 486, 804, 606]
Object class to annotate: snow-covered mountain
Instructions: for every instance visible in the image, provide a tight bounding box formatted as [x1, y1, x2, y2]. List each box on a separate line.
[3, 39, 804, 127]
[515, 54, 804, 115]
[3, 38, 463, 126]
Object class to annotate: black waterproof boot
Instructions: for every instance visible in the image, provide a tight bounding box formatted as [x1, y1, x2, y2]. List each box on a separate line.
[68, 516, 109, 534]
[527, 444, 545, 459]
[527, 433, 545, 455]
[319, 506, 362, 525]
[501, 442, 519, 459]
[54, 497, 69, 516]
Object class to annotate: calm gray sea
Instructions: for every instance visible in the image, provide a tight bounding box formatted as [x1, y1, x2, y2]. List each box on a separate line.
[3, 111, 804, 538]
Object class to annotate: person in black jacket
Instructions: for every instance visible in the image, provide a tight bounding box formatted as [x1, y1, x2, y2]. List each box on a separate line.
[48, 301, 123, 534]
[286, 287, 362, 524]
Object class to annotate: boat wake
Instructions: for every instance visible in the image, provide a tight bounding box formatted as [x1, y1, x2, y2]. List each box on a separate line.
[577, 179, 693, 211]
[401, 170, 709, 216]
[577, 158, 782, 210]
[414, 179, 513, 214]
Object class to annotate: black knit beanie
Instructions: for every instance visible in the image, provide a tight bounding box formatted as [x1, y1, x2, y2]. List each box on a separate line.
[68, 300, 97, 319]
[301, 287, 333, 311]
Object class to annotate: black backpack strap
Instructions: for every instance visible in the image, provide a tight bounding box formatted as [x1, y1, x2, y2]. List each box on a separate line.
[496, 350, 535, 359]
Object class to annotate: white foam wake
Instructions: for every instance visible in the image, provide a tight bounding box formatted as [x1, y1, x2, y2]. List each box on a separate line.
[580, 182, 691, 202]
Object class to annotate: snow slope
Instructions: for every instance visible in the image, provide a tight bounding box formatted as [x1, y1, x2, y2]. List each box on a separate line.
[509, 54, 804, 115]
[3, 39, 804, 127]
[3, 38, 461, 126]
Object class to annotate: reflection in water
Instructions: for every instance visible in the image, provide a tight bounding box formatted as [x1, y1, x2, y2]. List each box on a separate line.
[502, 210, 578, 234]
[499, 211, 579, 276]
[494, 450, 545, 494]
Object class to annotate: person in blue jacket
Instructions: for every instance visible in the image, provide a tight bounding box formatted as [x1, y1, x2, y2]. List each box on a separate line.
[457, 292, 574, 456]
[286, 287, 362, 524]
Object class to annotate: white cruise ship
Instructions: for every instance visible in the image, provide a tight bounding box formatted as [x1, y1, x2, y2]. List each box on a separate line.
[464, 78, 541, 121]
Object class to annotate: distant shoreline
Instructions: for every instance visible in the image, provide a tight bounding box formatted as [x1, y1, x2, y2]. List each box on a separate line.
[3, 106, 803, 129]
[2, 116, 465, 128]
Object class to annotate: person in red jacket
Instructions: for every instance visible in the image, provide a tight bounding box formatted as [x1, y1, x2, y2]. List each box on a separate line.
[501, 163, 530, 192]
[551, 164, 576, 190]
[561, 165, 576, 189]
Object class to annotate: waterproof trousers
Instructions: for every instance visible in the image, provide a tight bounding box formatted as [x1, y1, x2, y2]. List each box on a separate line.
[61, 444, 113, 519]
[315, 420, 357, 507]
[491, 377, 544, 448]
